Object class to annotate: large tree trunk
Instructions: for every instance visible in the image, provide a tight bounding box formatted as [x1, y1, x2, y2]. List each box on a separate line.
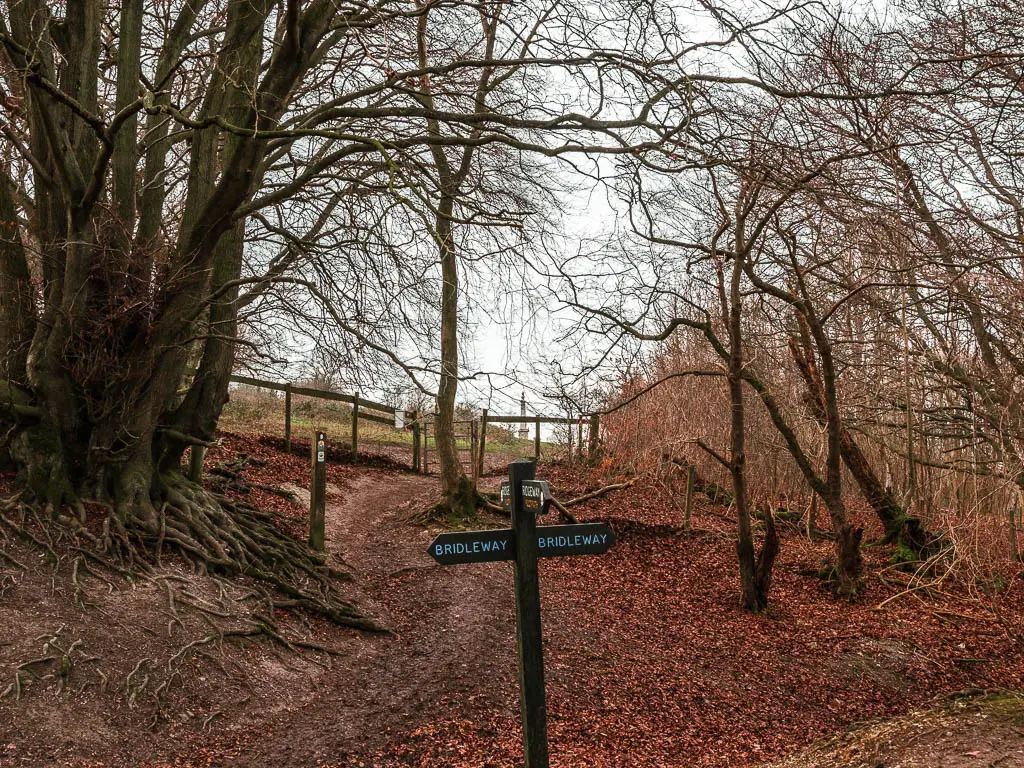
[414, 4, 487, 517]
[0, 0, 372, 627]
[728, 228, 779, 613]
[432, 193, 475, 513]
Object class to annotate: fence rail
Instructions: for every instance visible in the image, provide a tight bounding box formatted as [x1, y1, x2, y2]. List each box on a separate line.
[484, 415, 576, 425]
[228, 373, 601, 471]
[230, 375, 400, 416]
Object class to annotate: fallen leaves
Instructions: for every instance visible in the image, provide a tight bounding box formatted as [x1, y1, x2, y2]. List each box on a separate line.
[346, 465, 1024, 768]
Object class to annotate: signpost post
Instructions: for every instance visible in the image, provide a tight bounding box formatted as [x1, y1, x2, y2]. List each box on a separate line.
[509, 459, 547, 767]
[351, 394, 359, 464]
[426, 459, 616, 767]
[309, 430, 326, 552]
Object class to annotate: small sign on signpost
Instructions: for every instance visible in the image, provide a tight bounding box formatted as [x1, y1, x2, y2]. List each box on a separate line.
[499, 479, 553, 514]
[428, 460, 616, 767]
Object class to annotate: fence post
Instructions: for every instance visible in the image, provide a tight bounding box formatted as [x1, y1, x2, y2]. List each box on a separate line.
[412, 414, 421, 473]
[188, 446, 206, 483]
[309, 430, 326, 552]
[577, 416, 583, 463]
[423, 422, 429, 474]
[470, 419, 479, 489]
[588, 413, 601, 464]
[284, 383, 292, 454]
[477, 409, 488, 479]
[684, 466, 695, 531]
[351, 393, 359, 463]
[534, 414, 541, 462]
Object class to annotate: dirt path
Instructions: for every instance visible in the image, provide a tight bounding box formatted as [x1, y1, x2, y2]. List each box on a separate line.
[227, 470, 518, 767]
[0, 466, 519, 768]
[5, 456, 1020, 768]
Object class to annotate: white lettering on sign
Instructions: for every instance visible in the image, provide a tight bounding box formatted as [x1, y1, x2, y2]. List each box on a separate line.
[521, 481, 551, 512]
[434, 539, 510, 557]
[537, 533, 608, 549]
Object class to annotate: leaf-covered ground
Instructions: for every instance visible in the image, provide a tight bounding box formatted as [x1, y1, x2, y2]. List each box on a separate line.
[354, 465, 1024, 767]
[768, 693, 1024, 767]
[0, 436, 1021, 767]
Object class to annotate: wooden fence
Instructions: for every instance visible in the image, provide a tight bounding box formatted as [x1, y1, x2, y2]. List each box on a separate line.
[228, 374, 601, 471]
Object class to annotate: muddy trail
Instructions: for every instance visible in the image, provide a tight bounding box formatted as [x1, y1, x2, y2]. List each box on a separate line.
[2, 450, 1023, 768]
[0, 468, 520, 768]
[226, 471, 519, 766]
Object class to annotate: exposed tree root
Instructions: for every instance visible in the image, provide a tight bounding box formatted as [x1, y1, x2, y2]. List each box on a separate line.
[0, 474, 382, 632]
[1, 625, 97, 701]
[0, 545, 26, 570]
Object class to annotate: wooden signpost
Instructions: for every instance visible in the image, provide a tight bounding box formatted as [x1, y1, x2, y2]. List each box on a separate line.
[309, 430, 326, 552]
[499, 478, 554, 515]
[351, 394, 359, 463]
[427, 459, 616, 768]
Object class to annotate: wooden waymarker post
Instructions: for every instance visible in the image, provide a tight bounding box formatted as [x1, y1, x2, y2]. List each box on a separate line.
[426, 459, 616, 767]
[477, 409, 488, 480]
[309, 430, 326, 552]
[284, 383, 292, 454]
[351, 393, 359, 464]
[684, 465, 695, 531]
[412, 417, 421, 473]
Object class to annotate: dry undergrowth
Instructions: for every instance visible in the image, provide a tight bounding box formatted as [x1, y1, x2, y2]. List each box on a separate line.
[769, 692, 1024, 768]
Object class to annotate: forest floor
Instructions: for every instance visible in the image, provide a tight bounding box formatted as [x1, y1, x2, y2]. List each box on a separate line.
[0, 431, 1022, 767]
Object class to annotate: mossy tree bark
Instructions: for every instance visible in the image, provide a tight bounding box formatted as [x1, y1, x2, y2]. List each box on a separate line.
[0, 0, 378, 627]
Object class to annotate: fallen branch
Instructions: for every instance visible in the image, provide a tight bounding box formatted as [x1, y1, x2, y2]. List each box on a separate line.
[561, 478, 637, 507]
[250, 483, 299, 502]
[481, 479, 636, 523]
[548, 498, 578, 524]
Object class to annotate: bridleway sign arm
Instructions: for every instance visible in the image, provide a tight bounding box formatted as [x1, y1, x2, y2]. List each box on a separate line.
[427, 523, 614, 565]
[423, 461, 618, 768]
